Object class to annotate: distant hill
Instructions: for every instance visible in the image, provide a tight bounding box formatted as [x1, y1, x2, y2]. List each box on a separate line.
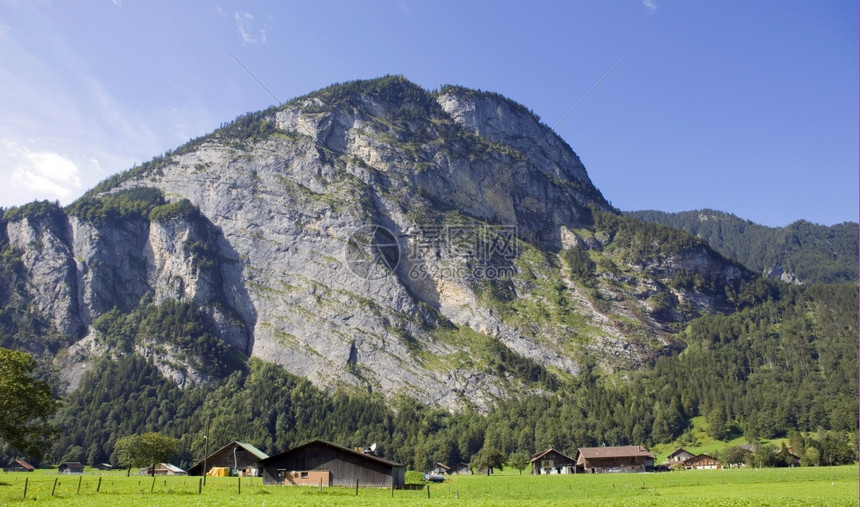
[625, 209, 858, 285]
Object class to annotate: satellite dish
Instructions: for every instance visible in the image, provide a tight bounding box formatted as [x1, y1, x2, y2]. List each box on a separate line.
[370, 443, 377, 451]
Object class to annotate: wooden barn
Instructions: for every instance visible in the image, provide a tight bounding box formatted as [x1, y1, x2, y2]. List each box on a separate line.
[3, 460, 34, 472]
[139, 463, 186, 476]
[575, 446, 655, 473]
[530, 449, 577, 474]
[683, 453, 723, 469]
[187, 441, 269, 477]
[260, 439, 405, 488]
[58, 462, 84, 474]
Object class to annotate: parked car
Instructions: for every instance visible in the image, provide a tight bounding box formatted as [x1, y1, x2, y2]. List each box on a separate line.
[424, 473, 445, 483]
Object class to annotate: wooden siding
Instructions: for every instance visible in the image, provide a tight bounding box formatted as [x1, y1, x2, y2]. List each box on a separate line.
[531, 450, 577, 474]
[188, 444, 265, 476]
[282, 470, 331, 486]
[261, 442, 405, 488]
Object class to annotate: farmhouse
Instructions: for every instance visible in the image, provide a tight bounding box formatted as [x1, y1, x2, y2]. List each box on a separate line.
[575, 446, 655, 473]
[95, 463, 113, 471]
[663, 447, 695, 465]
[430, 462, 450, 475]
[683, 453, 722, 469]
[260, 439, 405, 488]
[139, 463, 186, 476]
[187, 441, 269, 477]
[3, 460, 34, 472]
[58, 462, 85, 474]
[531, 449, 577, 474]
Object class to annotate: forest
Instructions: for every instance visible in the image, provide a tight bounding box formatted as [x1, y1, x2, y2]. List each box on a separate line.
[4, 280, 851, 471]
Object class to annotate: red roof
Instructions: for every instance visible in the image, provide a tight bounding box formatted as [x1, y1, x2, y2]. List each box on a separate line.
[7, 460, 35, 471]
[577, 446, 655, 459]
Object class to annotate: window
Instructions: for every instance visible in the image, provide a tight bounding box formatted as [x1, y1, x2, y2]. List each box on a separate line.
[300, 472, 309, 479]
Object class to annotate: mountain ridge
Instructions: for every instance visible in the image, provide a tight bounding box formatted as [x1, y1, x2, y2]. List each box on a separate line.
[626, 208, 858, 285]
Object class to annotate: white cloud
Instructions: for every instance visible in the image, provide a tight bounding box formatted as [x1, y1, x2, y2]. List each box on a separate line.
[1, 140, 83, 204]
[111, 0, 122, 6]
[215, 6, 225, 17]
[642, 0, 657, 11]
[234, 11, 267, 45]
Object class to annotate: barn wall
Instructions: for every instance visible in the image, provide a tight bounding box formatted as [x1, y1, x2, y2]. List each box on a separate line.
[262, 444, 403, 487]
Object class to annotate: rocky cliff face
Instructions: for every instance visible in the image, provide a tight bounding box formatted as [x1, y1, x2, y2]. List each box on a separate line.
[0, 77, 755, 412]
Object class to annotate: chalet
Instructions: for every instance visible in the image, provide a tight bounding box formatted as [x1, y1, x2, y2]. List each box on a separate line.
[530, 449, 577, 475]
[58, 462, 85, 474]
[430, 462, 450, 475]
[187, 441, 269, 477]
[683, 453, 722, 469]
[139, 463, 186, 476]
[3, 460, 34, 472]
[260, 439, 405, 488]
[95, 463, 113, 471]
[575, 446, 655, 474]
[448, 462, 472, 475]
[663, 447, 695, 465]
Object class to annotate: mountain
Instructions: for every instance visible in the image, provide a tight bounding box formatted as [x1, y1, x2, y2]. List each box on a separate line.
[626, 209, 858, 285]
[0, 76, 855, 468]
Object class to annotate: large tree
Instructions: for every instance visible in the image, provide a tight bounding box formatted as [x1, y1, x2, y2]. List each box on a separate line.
[0, 347, 58, 457]
[470, 447, 505, 475]
[113, 432, 178, 470]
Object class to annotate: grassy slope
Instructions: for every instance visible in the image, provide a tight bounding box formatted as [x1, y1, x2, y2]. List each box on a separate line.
[649, 416, 789, 461]
[0, 466, 856, 506]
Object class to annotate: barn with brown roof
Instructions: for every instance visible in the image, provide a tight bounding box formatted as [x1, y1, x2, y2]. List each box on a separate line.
[58, 462, 85, 474]
[260, 439, 405, 488]
[575, 445, 655, 473]
[3, 459, 34, 472]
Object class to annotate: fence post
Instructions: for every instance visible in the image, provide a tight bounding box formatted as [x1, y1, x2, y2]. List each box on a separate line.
[97, 477, 102, 492]
[51, 477, 58, 496]
[77, 475, 82, 494]
[151, 476, 156, 492]
[237, 476, 241, 495]
[355, 478, 359, 495]
[198, 478, 202, 494]
[319, 478, 322, 493]
[22, 477, 28, 499]
[427, 484, 430, 499]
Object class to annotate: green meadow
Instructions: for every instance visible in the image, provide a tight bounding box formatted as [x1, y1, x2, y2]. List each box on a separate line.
[0, 465, 856, 506]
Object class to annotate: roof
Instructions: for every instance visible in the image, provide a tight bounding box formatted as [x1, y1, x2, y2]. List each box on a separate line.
[577, 446, 655, 459]
[188, 441, 270, 473]
[60, 462, 85, 469]
[530, 448, 576, 463]
[6, 460, 34, 471]
[160, 463, 186, 473]
[261, 439, 405, 468]
[666, 447, 692, 458]
[434, 463, 451, 470]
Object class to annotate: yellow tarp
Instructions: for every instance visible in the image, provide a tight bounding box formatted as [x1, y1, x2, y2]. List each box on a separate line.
[206, 467, 230, 477]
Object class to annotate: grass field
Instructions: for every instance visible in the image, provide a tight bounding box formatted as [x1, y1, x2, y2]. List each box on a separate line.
[0, 466, 856, 506]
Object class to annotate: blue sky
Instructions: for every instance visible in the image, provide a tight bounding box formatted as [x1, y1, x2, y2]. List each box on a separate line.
[0, 1, 856, 227]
